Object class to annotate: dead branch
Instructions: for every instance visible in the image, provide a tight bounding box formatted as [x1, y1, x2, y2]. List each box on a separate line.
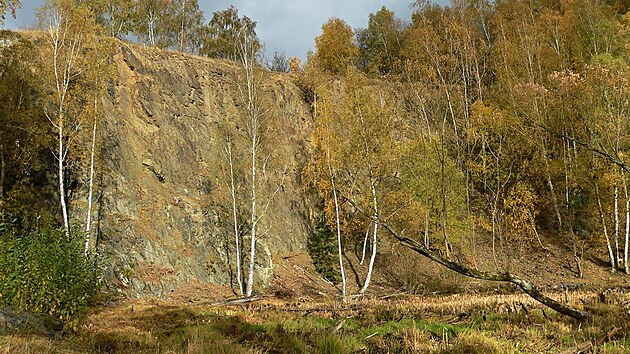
[342, 195, 593, 321]
[538, 124, 630, 174]
[380, 291, 409, 300]
[382, 222, 592, 320]
[559, 341, 593, 354]
[201, 295, 264, 307]
[280, 304, 369, 315]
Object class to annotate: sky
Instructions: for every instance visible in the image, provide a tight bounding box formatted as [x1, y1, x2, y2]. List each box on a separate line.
[2, 0, 429, 60]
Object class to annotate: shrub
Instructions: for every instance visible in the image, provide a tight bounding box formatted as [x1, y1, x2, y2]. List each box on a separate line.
[384, 261, 464, 295]
[0, 220, 101, 329]
[307, 217, 340, 283]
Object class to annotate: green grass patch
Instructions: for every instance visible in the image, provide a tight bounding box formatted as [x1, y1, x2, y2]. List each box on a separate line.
[212, 316, 269, 342]
[314, 334, 353, 354]
[280, 316, 338, 333]
[359, 318, 467, 339]
[6, 295, 627, 354]
[601, 339, 630, 354]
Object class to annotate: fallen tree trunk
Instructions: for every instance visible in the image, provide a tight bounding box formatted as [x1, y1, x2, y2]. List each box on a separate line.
[201, 295, 264, 307]
[378, 222, 592, 321]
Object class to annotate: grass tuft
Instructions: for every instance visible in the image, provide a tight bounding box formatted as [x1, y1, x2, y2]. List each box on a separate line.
[443, 332, 505, 354]
[314, 334, 350, 354]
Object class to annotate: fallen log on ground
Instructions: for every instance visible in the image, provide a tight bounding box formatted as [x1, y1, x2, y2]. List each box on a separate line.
[199, 295, 264, 307]
[342, 193, 592, 321]
[380, 222, 592, 321]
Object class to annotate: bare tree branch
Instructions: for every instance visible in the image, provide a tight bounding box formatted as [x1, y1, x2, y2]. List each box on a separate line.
[342, 194, 592, 321]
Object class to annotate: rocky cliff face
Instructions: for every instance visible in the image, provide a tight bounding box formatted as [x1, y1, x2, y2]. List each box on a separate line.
[93, 44, 313, 298]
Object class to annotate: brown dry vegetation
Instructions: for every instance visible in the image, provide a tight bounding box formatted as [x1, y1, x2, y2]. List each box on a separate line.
[1, 286, 629, 353]
[1, 247, 630, 354]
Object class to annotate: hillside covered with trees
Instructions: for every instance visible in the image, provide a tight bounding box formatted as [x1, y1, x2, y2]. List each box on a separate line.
[2, 0, 630, 352]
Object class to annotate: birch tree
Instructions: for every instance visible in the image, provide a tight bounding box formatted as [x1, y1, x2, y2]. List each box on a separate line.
[238, 29, 260, 298]
[624, 175, 629, 274]
[83, 38, 115, 255]
[233, 28, 286, 297]
[132, 0, 176, 48]
[200, 6, 260, 60]
[572, 62, 630, 272]
[222, 134, 245, 296]
[99, 0, 133, 39]
[311, 69, 401, 294]
[308, 85, 348, 299]
[83, 72, 99, 254]
[172, 0, 204, 53]
[37, 0, 98, 239]
[207, 10, 278, 298]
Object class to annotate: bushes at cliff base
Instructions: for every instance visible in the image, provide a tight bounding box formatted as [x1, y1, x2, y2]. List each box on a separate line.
[0, 218, 101, 329]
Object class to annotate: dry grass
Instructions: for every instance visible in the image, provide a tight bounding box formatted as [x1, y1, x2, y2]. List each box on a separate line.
[0, 287, 628, 353]
[0, 335, 58, 354]
[443, 332, 504, 354]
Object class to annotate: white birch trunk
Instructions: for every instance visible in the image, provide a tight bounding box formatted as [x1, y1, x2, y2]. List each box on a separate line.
[531, 219, 547, 251]
[0, 144, 4, 201]
[85, 73, 100, 254]
[442, 152, 451, 259]
[85, 110, 97, 254]
[424, 208, 430, 248]
[147, 12, 156, 46]
[58, 120, 70, 239]
[226, 139, 244, 296]
[178, 0, 186, 51]
[595, 182, 616, 272]
[624, 176, 629, 274]
[614, 183, 620, 270]
[360, 178, 378, 294]
[327, 148, 346, 299]
[563, 139, 570, 215]
[491, 202, 499, 269]
[50, 14, 70, 239]
[542, 139, 562, 231]
[239, 31, 259, 298]
[246, 128, 257, 297]
[360, 227, 369, 265]
[46, 9, 83, 240]
[573, 240, 583, 278]
[491, 154, 500, 269]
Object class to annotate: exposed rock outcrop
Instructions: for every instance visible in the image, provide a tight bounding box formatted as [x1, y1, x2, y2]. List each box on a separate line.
[0, 308, 63, 336]
[90, 44, 314, 298]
